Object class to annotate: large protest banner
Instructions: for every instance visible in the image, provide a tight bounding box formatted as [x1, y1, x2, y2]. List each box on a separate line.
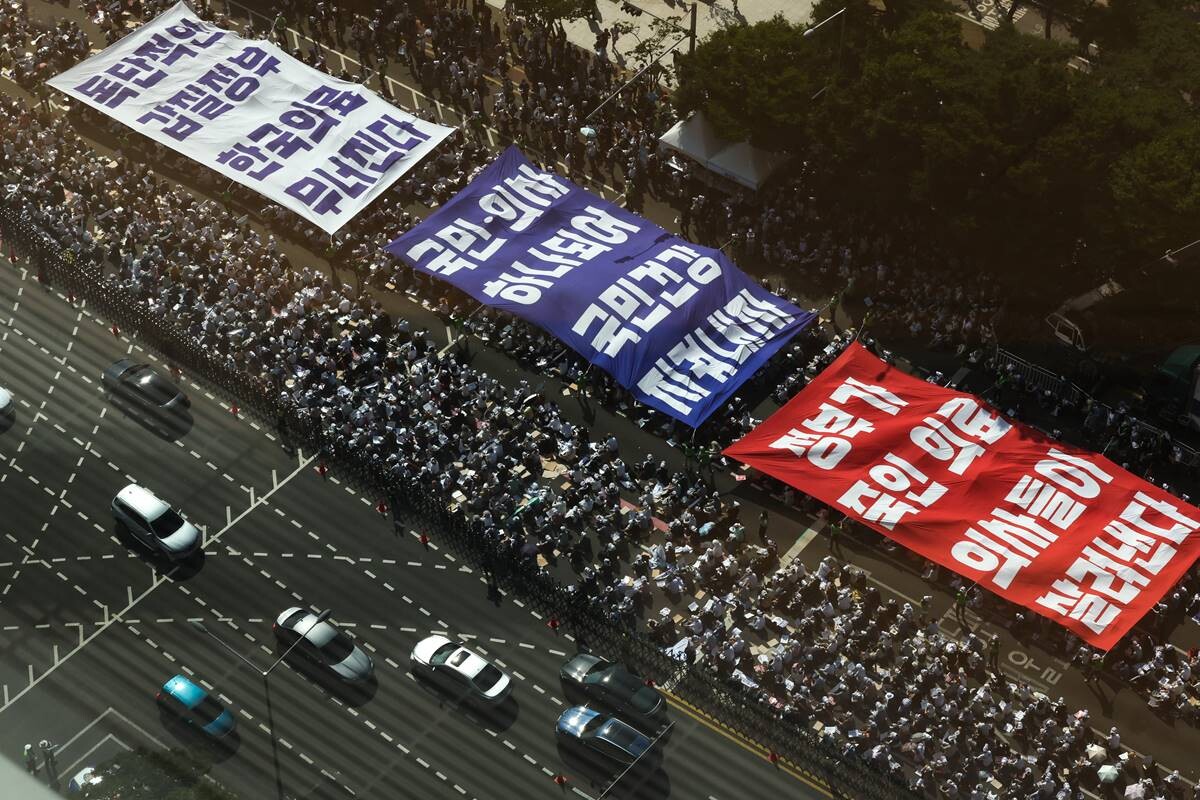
[725, 342, 1200, 649]
[47, 2, 453, 234]
[386, 146, 815, 426]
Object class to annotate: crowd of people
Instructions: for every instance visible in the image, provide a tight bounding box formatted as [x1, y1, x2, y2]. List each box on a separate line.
[1, 1, 90, 91]
[3, 0, 1200, 798]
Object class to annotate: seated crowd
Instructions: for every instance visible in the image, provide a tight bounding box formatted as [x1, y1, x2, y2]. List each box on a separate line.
[1, 0, 1199, 798]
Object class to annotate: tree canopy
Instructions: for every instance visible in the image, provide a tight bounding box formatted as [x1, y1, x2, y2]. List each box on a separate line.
[80, 748, 239, 800]
[674, 0, 1200, 300]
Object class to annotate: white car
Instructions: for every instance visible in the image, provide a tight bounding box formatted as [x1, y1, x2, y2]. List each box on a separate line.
[411, 634, 512, 705]
[273, 608, 374, 682]
[0, 385, 12, 415]
[111, 484, 201, 560]
[68, 765, 103, 792]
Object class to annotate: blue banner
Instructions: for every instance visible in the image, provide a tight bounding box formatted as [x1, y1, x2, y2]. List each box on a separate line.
[385, 147, 815, 426]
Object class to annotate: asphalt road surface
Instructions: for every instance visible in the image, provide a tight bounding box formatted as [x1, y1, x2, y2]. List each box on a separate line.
[0, 259, 828, 799]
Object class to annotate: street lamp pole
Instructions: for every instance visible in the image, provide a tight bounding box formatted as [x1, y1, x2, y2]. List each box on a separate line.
[190, 609, 331, 678]
[582, 33, 690, 124]
[190, 620, 262, 673]
[190, 614, 330, 800]
[802, 6, 847, 37]
[264, 608, 331, 677]
[803, 7, 848, 98]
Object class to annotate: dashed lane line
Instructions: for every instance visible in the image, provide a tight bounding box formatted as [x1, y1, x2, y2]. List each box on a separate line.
[0, 449, 314, 714]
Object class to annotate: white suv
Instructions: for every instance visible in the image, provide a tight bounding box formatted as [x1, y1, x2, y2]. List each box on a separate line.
[111, 484, 201, 560]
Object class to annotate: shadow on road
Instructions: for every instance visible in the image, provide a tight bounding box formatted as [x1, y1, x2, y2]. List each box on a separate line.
[408, 670, 521, 732]
[271, 651, 381, 709]
[555, 743, 672, 800]
[113, 523, 206, 580]
[156, 709, 240, 763]
[107, 392, 194, 441]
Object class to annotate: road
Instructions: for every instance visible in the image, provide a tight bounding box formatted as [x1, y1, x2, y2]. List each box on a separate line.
[0, 259, 826, 799]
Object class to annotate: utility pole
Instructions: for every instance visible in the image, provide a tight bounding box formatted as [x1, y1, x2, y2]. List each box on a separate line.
[689, 2, 697, 54]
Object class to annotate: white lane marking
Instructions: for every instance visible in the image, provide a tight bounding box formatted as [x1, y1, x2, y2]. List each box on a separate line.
[0, 451, 315, 715]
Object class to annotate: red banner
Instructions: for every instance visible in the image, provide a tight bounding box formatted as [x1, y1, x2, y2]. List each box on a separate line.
[725, 342, 1200, 650]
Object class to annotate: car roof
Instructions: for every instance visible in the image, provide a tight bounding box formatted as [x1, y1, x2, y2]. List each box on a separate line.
[447, 649, 488, 678]
[295, 614, 339, 647]
[557, 705, 600, 736]
[596, 717, 647, 753]
[163, 674, 205, 708]
[597, 666, 644, 694]
[118, 484, 169, 520]
[562, 653, 604, 682]
[135, 368, 171, 389]
[106, 358, 136, 376]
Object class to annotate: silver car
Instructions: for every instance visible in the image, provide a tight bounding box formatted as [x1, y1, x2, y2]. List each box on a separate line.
[273, 608, 374, 682]
[111, 484, 201, 560]
[0, 385, 12, 416]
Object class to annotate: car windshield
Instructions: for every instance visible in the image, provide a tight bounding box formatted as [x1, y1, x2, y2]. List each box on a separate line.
[149, 508, 185, 539]
[473, 664, 503, 691]
[582, 663, 610, 685]
[601, 721, 642, 750]
[630, 686, 659, 713]
[192, 694, 225, 726]
[579, 714, 606, 738]
[596, 667, 642, 695]
[318, 631, 355, 662]
[429, 642, 458, 665]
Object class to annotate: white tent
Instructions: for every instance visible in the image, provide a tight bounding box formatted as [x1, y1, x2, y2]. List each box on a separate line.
[707, 141, 790, 192]
[658, 112, 788, 191]
[659, 110, 725, 164]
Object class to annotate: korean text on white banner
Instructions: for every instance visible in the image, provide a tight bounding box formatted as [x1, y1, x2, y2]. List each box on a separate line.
[386, 146, 816, 427]
[46, 2, 454, 234]
[726, 342, 1200, 650]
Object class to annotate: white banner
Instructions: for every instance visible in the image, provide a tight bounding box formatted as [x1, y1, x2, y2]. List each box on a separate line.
[47, 2, 454, 234]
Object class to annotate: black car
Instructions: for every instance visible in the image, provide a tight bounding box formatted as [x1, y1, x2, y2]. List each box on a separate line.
[102, 359, 189, 414]
[559, 654, 667, 730]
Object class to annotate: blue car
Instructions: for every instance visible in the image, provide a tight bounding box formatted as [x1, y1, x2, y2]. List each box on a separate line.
[556, 706, 657, 768]
[156, 675, 236, 739]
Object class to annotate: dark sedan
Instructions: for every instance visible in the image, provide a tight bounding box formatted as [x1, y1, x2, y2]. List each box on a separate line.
[102, 359, 189, 414]
[556, 706, 657, 770]
[560, 654, 667, 730]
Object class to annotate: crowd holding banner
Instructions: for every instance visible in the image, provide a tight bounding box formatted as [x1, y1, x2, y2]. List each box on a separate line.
[39, 0, 1200, 653]
[46, 2, 453, 233]
[726, 343, 1200, 650]
[386, 146, 815, 426]
[8, 0, 1200, 795]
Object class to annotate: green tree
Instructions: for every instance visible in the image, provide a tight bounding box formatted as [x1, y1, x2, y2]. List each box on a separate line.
[675, 0, 1200, 304]
[81, 748, 239, 800]
[1037, 0, 1200, 277]
[1105, 122, 1200, 261]
[619, 14, 685, 75]
[875, 0, 955, 31]
[1003, 0, 1089, 40]
[674, 13, 829, 151]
